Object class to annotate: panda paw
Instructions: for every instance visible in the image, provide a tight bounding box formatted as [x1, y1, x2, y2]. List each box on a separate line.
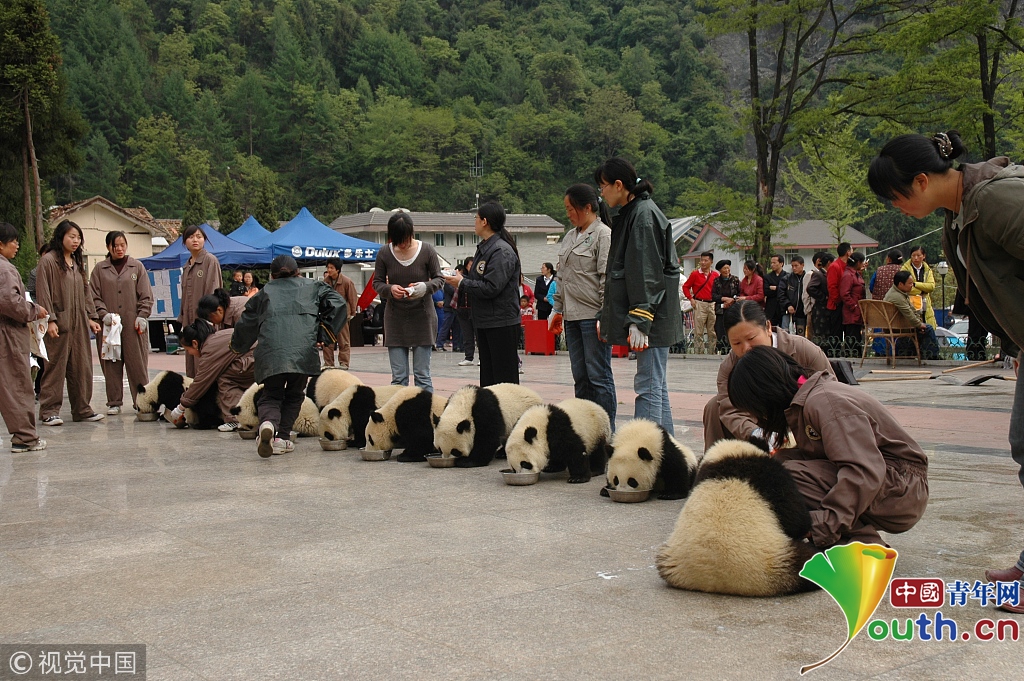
[396, 450, 427, 462]
[454, 457, 489, 468]
[657, 492, 686, 501]
[599, 486, 611, 497]
[567, 475, 591, 484]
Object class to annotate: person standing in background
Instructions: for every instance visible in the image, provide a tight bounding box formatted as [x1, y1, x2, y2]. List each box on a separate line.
[839, 252, 867, 355]
[322, 257, 358, 370]
[711, 259, 740, 354]
[737, 260, 765, 308]
[825, 242, 852, 355]
[870, 249, 903, 300]
[534, 263, 556, 320]
[902, 246, 938, 328]
[763, 254, 789, 328]
[178, 225, 221, 377]
[0, 221, 49, 451]
[229, 270, 247, 297]
[550, 183, 615, 426]
[26, 242, 52, 398]
[682, 251, 718, 354]
[455, 257, 476, 367]
[35, 220, 105, 425]
[805, 251, 834, 342]
[90, 231, 153, 415]
[781, 255, 807, 335]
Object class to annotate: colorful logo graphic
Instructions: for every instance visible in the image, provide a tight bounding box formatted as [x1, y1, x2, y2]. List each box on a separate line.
[798, 542, 898, 675]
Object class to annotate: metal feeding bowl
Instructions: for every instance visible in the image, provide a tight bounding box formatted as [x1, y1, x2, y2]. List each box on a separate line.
[319, 438, 348, 451]
[607, 488, 651, 503]
[500, 468, 540, 486]
[426, 454, 455, 468]
[238, 429, 258, 440]
[360, 449, 392, 461]
[136, 412, 159, 422]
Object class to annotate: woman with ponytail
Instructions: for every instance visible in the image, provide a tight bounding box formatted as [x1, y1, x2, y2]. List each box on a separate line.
[444, 201, 522, 386]
[594, 157, 683, 433]
[869, 130, 1024, 608]
[548, 183, 616, 425]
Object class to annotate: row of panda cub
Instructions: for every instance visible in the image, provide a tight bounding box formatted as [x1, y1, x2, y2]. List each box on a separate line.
[138, 369, 816, 598]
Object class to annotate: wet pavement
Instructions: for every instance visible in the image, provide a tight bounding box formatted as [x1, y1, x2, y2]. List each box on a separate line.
[1, 345, 1022, 679]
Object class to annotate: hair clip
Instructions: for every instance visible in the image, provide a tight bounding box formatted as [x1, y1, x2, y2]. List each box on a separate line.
[932, 132, 953, 159]
[635, 177, 642, 184]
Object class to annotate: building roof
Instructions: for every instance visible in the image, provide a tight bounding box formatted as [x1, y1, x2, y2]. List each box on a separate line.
[681, 219, 878, 259]
[330, 210, 566, 234]
[48, 196, 173, 238]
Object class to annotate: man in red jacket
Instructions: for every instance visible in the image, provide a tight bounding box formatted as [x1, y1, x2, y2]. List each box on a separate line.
[824, 242, 851, 355]
[682, 251, 718, 354]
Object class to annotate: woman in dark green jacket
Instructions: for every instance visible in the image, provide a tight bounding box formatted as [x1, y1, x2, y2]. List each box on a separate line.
[595, 157, 683, 434]
[231, 255, 346, 458]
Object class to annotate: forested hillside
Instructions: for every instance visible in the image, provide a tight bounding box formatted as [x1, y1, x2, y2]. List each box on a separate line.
[37, 0, 737, 227]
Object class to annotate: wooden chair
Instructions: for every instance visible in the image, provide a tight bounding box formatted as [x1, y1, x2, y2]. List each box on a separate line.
[859, 299, 921, 367]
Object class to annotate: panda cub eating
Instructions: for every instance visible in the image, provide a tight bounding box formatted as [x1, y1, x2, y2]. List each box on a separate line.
[604, 419, 699, 500]
[504, 398, 611, 483]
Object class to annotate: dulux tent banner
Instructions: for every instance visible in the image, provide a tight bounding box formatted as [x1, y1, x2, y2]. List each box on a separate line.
[255, 207, 379, 263]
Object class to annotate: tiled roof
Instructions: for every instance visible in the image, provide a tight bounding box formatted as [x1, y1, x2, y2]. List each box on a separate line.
[682, 219, 878, 257]
[330, 210, 565, 234]
[48, 196, 173, 238]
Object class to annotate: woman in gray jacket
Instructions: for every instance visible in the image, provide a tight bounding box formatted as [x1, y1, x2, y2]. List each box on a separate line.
[444, 202, 522, 386]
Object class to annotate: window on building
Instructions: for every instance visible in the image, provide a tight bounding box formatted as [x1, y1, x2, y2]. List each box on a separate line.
[783, 249, 800, 265]
[456, 234, 465, 247]
[472, 234, 479, 244]
[435, 233, 445, 247]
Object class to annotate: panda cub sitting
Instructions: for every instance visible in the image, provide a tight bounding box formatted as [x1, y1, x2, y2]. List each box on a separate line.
[320, 384, 404, 448]
[136, 370, 221, 429]
[364, 386, 447, 462]
[655, 439, 818, 597]
[504, 398, 611, 483]
[434, 383, 544, 468]
[604, 419, 699, 500]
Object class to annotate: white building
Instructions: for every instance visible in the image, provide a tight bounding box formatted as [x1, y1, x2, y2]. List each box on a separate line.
[677, 219, 879, 275]
[329, 209, 567, 282]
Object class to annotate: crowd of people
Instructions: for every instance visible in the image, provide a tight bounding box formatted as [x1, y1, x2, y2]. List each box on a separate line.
[3, 140, 1024, 610]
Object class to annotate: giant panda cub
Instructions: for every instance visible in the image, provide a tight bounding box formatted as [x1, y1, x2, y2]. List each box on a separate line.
[364, 386, 447, 462]
[306, 369, 363, 409]
[230, 383, 321, 436]
[320, 384, 404, 447]
[136, 370, 221, 429]
[504, 398, 611, 483]
[655, 439, 818, 597]
[434, 383, 544, 468]
[604, 419, 699, 500]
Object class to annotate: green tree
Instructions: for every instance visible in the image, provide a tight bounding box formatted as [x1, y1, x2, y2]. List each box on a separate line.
[218, 169, 243, 234]
[125, 113, 182, 217]
[75, 130, 126, 203]
[254, 178, 279, 232]
[182, 168, 208, 227]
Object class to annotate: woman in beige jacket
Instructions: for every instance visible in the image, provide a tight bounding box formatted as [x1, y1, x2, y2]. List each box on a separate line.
[90, 231, 153, 414]
[36, 220, 104, 425]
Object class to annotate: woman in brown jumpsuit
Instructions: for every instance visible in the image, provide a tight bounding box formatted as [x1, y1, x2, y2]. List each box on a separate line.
[178, 225, 221, 377]
[36, 220, 104, 425]
[90, 231, 153, 414]
[0, 222, 49, 450]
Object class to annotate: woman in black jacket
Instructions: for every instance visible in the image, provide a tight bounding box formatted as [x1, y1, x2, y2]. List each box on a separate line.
[444, 202, 522, 386]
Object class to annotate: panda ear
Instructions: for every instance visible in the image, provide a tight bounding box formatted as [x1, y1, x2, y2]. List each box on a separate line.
[432, 414, 440, 427]
[136, 384, 146, 394]
[370, 412, 384, 423]
[230, 406, 241, 415]
[524, 427, 537, 444]
[456, 419, 471, 434]
[328, 408, 341, 420]
[637, 447, 654, 462]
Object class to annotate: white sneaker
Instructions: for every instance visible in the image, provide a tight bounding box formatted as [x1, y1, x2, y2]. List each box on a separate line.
[458, 359, 474, 366]
[257, 421, 275, 458]
[11, 439, 46, 453]
[218, 422, 240, 432]
[272, 438, 295, 455]
[81, 413, 106, 422]
[107, 406, 121, 415]
[40, 415, 63, 426]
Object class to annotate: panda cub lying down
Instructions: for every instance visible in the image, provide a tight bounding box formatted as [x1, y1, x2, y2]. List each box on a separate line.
[655, 439, 819, 597]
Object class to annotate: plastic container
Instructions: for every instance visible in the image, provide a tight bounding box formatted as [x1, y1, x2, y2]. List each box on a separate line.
[165, 333, 178, 354]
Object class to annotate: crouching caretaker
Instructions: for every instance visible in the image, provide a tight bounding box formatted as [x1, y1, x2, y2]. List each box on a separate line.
[728, 346, 928, 548]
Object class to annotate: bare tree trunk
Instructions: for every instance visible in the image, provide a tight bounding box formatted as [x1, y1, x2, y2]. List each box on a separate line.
[22, 145, 32, 239]
[24, 92, 45, 246]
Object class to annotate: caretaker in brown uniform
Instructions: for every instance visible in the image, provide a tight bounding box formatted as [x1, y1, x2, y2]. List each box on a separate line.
[322, 257, 358, 369]
[703, 300, 833, 449]
[178, 322, 255, 425]
[36, 220, 104, 425]
[0, 222, 49, 451]
[729, 346, 928, 549]
[90, 231, 153, 413]
[178, 225, 221, 377]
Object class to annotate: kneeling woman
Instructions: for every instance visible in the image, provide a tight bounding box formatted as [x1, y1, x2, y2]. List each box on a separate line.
[728, 346, 928, 549]
[703, 300, 832, 450]
[196, 288, 249, 329]
[171, 319, 255, 431]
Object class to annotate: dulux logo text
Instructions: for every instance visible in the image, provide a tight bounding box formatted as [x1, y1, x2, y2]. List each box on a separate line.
[289, 246, 377, 259]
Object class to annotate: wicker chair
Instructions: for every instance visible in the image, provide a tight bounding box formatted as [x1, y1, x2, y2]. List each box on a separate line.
[858, 299, 921, 367]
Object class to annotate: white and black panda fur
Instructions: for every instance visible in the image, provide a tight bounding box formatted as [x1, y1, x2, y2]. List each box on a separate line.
[231, 383, 321, 436]
[434, 383, 544, 468]
[604, 418, 699, 500]
[136, 370, 221, 429]
[655, 439, 818, 597]
[306, 369, 363, 409]
[320, 384, 404, 447]
[364, 387, 447, 461]
[504, 398, 611, 483]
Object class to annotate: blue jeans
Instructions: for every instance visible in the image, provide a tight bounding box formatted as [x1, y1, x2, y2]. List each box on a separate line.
[564, 319, 617, 428]
[634, 345, 673, 434]
[388, 346, 433, 392]
[436, 309, 455, 348]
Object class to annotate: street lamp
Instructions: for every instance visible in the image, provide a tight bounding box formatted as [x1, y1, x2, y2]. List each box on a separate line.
[935, 260, 949, 327]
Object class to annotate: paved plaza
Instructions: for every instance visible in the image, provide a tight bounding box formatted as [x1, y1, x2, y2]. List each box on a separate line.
[2, 345, 1023, 679]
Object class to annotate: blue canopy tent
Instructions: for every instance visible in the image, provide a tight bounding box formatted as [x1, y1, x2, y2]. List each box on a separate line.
[255, 207, 380, 263]
[140, 224, 273, 270]
[227, 215, 273, 247]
